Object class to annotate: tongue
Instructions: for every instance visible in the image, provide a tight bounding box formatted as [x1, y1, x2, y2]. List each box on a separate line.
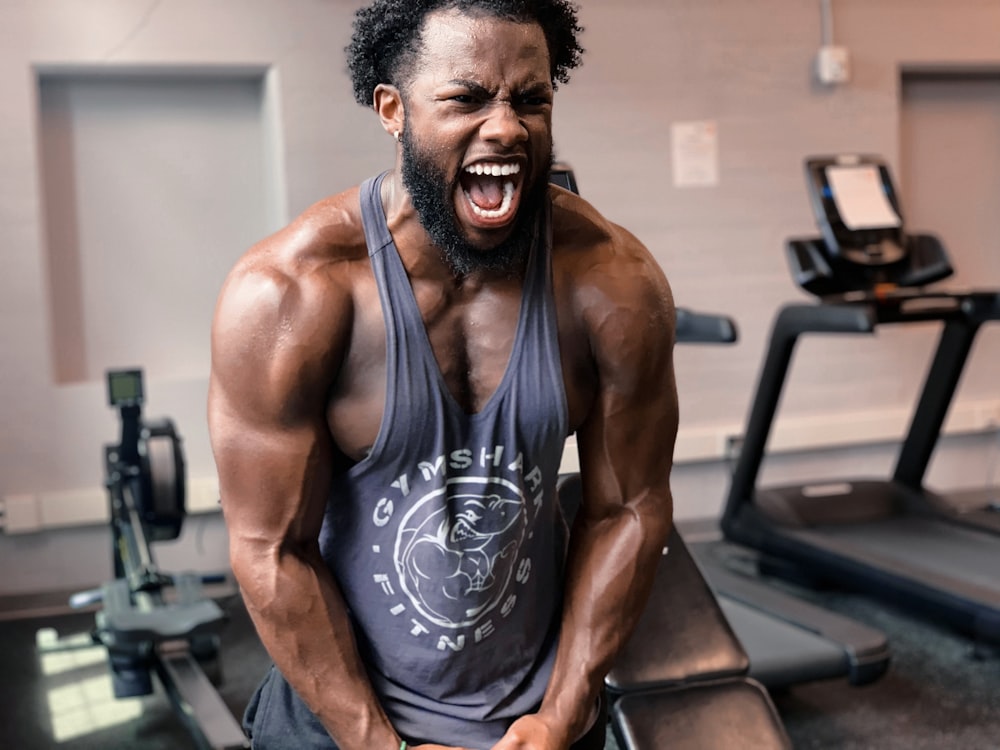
[466, 176, 505, 210]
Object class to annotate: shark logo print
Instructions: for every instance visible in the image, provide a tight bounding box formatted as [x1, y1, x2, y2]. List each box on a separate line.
[397, 480, 525, 629]
[368, 446, 546, 650]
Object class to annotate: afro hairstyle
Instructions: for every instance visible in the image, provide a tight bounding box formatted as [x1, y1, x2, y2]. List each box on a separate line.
[346, 0, 585, 107]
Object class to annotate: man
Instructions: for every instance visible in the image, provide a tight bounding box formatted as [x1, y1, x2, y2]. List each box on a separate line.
[208, 1, 678, 749]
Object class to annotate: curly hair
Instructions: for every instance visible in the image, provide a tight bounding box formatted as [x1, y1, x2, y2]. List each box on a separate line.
[346, 0, 585, 107]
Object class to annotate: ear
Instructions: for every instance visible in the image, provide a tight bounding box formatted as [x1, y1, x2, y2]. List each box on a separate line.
[374, 83, 405, 140]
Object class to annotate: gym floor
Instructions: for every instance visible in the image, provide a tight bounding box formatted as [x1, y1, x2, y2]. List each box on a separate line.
[0, 571, 997, 750]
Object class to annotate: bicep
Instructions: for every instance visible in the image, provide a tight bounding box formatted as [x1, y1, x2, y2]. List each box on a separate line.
[209, 391, 333, 551]
[208, 267, 344, 554]
[575, 265, 678, 521]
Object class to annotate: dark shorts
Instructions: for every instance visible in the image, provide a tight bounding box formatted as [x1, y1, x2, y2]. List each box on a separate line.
[243, 666, 608, 750]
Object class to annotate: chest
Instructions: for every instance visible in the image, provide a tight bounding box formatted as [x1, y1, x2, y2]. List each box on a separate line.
[328, 274, 547, 461]
[413, 283, 529, 425]
[327, 236, 598, 462]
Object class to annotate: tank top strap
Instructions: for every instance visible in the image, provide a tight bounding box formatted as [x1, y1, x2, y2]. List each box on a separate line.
[359, 172, 394, 257]
[357, 172, 447, 468]
[502, 200, 568, 438]
[359, 171, 441, 367]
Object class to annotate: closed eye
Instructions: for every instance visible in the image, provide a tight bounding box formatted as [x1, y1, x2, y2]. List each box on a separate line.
[516, 98, 550, 112]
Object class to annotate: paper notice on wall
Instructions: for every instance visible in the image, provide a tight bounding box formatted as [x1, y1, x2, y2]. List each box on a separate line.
[826, 164, 902, 229]
[671, 120, 719, 188]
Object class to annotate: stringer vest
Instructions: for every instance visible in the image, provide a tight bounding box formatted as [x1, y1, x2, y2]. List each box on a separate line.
[318, 172, 570, 747]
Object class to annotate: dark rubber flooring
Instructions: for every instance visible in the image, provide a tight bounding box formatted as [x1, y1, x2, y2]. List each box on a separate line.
[0, 582, 998, 749]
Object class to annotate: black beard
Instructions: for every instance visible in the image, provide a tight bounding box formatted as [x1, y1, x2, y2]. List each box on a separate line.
[400, 129, 552, 278]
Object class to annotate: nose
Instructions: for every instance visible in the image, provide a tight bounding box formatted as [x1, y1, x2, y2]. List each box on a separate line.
[479, 101, 528, 147]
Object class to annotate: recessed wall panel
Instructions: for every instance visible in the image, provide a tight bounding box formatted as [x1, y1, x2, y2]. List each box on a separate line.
[900, 71, 1000, 405]
[37, 71, 277, 383]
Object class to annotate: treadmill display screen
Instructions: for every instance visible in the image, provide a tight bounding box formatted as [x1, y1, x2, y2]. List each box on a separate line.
[826, 164, 901, 231]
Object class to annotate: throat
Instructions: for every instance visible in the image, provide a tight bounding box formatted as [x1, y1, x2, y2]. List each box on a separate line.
[461, 175, 515, 217]
[466, 175, 505, 209]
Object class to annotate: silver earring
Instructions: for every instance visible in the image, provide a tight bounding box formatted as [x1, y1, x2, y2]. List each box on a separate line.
[394, 131, 401, 142]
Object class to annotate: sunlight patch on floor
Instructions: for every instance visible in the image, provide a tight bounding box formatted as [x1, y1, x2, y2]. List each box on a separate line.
[39, 645, 106, 676]
[47, 671, 144, 742]
[36, 629, 145, 743]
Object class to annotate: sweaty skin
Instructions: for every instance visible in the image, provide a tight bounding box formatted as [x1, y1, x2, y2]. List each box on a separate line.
[208, 10, 677, 750]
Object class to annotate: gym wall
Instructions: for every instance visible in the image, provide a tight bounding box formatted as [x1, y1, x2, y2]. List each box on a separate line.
[1, 0, 999, 596]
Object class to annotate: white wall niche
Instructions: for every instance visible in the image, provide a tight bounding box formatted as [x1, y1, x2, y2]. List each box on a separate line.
[35, 65, 286, 385]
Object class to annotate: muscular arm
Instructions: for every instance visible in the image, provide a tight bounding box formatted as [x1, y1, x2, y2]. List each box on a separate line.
[496, 234, 678, 749]
[208, 253, 405, 750]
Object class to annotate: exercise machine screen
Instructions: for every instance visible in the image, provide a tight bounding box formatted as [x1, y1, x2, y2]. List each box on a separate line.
[108, 369, 144, 407]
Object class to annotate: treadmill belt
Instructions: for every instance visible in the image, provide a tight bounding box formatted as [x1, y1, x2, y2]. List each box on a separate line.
[942, 487, 1000, 535]
[794, 517, 1000, 598]
[719, 598, 848, 687]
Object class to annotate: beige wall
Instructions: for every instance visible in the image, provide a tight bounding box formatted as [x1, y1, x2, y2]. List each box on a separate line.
[1, 0, 999, 593]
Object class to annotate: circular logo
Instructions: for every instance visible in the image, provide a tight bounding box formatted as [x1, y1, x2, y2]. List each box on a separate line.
[394, 476, 527, 629]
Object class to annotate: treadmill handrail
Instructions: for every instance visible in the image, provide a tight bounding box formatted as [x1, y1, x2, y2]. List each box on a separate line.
[723, 290, 1000, 529]
[890, 290, 1000, 488]
[675, 307, 738, 344]
[893, 318, 980, 488]
[722, 303, 876, 529]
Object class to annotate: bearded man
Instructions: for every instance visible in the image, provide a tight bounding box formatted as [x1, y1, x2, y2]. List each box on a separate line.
[208, 2, 678, 749]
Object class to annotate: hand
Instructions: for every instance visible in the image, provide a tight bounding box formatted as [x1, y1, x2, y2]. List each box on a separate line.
[489, 714, 566, 750]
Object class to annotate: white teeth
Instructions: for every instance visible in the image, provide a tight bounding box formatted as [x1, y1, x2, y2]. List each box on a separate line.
[465, 181, 516, 220]
[465, 163, 521, 176]
[461, 163, 520, 220]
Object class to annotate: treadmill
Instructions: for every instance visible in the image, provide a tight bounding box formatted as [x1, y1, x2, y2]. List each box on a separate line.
[551, 163, 890, 689]
[690, 530, 890, 688]
[721, 153, 1000, 645]
[672, 311, 888, 689]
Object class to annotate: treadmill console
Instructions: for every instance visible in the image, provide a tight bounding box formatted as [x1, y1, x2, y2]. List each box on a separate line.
[805, 155, 906, 267]
[787, 154, 953, 298]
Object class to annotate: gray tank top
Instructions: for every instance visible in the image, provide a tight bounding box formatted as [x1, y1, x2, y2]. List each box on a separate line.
[318, 173, 570, 747]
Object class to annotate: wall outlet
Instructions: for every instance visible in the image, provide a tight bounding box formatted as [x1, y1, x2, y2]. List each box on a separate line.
[816, 45, 850, 85]
[724, 434, 744, 463]
[1, 493, 42, 534]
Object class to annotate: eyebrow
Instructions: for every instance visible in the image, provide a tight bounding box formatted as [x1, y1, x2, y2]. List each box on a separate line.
[446, 79, 553, 98]
[448, 79, 492, 97]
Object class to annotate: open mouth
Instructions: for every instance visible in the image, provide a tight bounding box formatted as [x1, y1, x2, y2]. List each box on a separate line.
[457, 162, 523, 227]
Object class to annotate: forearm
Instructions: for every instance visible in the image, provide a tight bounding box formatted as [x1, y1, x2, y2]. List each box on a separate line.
[538, 503, 671, 743]
[233, 540, 399, 750]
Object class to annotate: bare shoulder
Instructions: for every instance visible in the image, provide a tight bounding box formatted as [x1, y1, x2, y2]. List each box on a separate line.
[210, 187, 368, 422]
[550, 189, 678, 503]
[550, 187, 676, 359]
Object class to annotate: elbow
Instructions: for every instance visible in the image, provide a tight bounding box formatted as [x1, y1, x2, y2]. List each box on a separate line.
[584, 489, 672, 558]
[632, 488, 673, 552]
[228, 533, 323, 618]
[229, 536, 276, 594]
